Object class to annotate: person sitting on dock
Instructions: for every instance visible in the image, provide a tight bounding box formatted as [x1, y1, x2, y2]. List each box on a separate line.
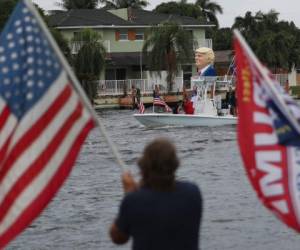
[109, 138, 203, 250]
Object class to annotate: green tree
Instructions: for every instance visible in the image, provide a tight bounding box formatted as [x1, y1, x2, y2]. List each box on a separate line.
[56, 0, 100, 9]
[154, 1, 201, 19]
[100, 0, 148, 9]
[73, 29, 106, 104]
[143, 21, 192, 92]
[233, 10, 300, 70]
[195, 0, 223, 27]
[0, 0, 20, 31]
[211, 27, 232, 50]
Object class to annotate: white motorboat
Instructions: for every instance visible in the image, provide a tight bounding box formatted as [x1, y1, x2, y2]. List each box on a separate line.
[133, 113, 237, 127]
[133, 76, 237, 128]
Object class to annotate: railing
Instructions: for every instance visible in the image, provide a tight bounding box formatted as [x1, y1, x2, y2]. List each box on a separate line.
[96, 74, 289, 96]
[97, 78, 183, 96]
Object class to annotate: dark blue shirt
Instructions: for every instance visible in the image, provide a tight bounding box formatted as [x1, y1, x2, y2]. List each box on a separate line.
[116, 181, 202, 250]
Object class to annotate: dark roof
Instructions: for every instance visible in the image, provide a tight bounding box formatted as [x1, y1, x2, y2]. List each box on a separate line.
[48, 9, 130, 27]
[48, 8, 211, 28]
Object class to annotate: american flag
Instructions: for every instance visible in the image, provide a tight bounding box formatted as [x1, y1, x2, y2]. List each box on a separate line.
[0, 1, 94, 247]
[138, 101, 145, 114]
[153, 97, 172, 112]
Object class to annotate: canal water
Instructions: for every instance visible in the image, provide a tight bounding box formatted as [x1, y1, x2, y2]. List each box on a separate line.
[7, 109, 300, 250]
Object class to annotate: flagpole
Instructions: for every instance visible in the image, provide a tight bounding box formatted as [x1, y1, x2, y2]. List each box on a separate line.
[233, 29, 300, 134]
[24, 0, 126, 170]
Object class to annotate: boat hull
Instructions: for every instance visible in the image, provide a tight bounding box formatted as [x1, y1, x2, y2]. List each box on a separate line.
[133, 113, 237, 127]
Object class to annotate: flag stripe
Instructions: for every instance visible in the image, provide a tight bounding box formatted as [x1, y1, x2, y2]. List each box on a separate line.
[0, 100, 83, 222]
[0, 87, 78, 205]
[0, 113, 94, 245]
[0, 84, 72, 183]
[8, 72, 68, 151]
[0, 106, 91, 233]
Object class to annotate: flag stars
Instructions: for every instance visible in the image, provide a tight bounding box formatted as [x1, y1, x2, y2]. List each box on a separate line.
[26, 92, 33, 100]
[27, 80, 34, 87]
[25, 26, 33, 32]
[22, 8, 29, 13]
[16, 27, 23, 34]
[27, 57, 34, 64]
[11, 52, 18, 59]
[13, 63, 20, 70]
[26, 35, 33, 42]
[4, 78, 10, 85]
[38, 81, 44, 87]
[5, 92, 11, 98]
[2, 67, 9, 73]
[27, 47, 34, 53]
[7, 33, 13, 40]
[24, 16, 31, 22]
[14, 20, 21, 26]
[8, 42, 15, 48]
[27, 69, 34, 76]
[0, 55, 6, 63]
[0, 46, 4, 53]
[19, 38, 25, 45]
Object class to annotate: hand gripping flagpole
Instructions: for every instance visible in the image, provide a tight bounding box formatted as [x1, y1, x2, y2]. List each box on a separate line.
[24, 0, 126, 170]
[233, 29, 300, 135]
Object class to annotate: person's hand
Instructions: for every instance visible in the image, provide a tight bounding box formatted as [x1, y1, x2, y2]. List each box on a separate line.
[122, 171, 138, 193]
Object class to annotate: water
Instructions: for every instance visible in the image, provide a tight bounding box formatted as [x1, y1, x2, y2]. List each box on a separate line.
[7, 110, 300, 250]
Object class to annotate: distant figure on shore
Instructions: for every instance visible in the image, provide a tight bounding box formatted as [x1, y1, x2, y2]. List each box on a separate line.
[131, 85, 137, 109]
[109, 138, 203, 250]
[225, 86, 236, 116]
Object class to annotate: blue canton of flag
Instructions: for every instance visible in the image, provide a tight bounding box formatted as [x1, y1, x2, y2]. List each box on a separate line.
[0, 1, 95, 248]
[0, 3, 61, 119]
[266, 84, 300, 146]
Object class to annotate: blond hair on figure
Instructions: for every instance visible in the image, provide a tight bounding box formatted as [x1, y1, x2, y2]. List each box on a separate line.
[195, 47, 215, 64]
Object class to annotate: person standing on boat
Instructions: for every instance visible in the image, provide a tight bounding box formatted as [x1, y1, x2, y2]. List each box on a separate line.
[109, 138, 203, 250]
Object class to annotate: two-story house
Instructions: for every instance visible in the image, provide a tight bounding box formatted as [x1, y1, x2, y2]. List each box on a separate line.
[49, 8, 214, 95]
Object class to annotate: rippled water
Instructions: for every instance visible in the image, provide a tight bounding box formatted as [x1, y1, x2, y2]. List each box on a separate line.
[8, 110, 300, 250]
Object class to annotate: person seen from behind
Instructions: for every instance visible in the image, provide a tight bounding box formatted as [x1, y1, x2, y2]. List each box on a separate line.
[110, 138, 203, 250]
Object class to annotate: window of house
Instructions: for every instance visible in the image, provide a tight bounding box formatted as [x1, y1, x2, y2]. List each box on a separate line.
[119, 31, 128, 40]
[135, 32, 144, 40]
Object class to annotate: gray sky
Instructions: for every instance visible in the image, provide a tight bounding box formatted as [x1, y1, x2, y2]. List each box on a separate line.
[33, 0, 300, 28]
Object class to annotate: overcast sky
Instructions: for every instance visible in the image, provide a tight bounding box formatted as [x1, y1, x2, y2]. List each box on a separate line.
[33, 0, 300, 28]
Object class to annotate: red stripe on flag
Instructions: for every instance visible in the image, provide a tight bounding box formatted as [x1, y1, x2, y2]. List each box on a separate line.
[0, 119, 94, 247]
[0, 84, 72, 183]
[0, 106, 10, 131]
[0, 101, 83, 222]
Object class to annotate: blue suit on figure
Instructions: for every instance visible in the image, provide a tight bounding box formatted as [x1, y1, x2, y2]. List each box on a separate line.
[199, 64, 217, 77]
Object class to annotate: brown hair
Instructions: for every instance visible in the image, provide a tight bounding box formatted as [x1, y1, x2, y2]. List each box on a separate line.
[138, 138, 179, 191]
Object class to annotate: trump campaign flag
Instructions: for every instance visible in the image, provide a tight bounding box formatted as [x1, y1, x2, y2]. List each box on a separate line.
[0, 0, 96, 247]
[234, 30, 300, 232]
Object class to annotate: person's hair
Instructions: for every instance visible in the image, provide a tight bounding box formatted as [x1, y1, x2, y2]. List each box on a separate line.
[195, 47, 215, 64]
[138, 138, 179, 191]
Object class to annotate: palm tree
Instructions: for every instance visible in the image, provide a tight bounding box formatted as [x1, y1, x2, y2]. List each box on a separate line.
[195, 0, 223, 27]
[73, 29, 106, 104]
[56, 0, 100, 9]
[100, 0, 148, 9]
[143, 21, 193, 92]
